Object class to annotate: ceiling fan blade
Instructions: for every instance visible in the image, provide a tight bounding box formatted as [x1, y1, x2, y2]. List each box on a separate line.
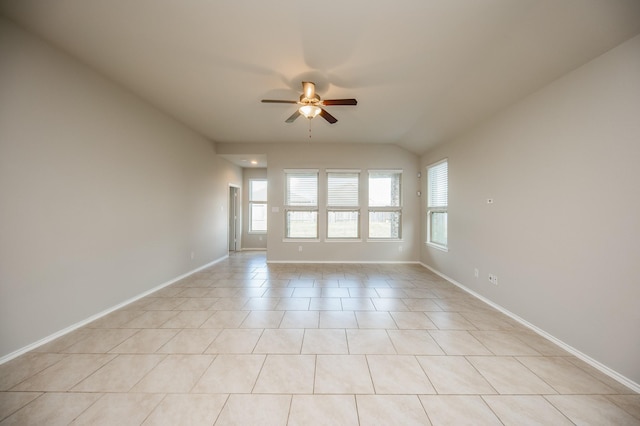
[319, 108, 338, 124]
[261, 99, 298, 104]
[285, 110, 301, 123]
[322, 99, 358, 106]
[302, 81, 316, 100]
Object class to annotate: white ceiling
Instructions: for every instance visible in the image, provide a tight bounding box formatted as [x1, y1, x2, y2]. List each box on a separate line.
[2, 0, 640, 157]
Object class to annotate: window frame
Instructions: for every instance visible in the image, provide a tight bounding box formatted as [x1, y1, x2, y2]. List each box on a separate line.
[248, 179, 268, 234]
[284, 169, 319, 240]
[326, 169, 361, 240]
[426, 159, 448, 251]
[367, 170, 403, 240]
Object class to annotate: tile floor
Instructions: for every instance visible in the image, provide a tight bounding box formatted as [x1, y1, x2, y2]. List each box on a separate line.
[1, 251, 638, 425]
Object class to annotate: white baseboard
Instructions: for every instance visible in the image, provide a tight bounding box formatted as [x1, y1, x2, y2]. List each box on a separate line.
[420, 262, 640, 394]
[241, 248, 267, 251]
[0, 254, 228, 365]
[267, 260, 421, 264]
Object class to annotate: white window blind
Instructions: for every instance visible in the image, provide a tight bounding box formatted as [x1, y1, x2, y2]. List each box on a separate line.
[286, 171, 318, 206]
[427, 161, 448, 208]
[285, 170, 318, 239]
[328, 172, 359, 207]
[427, 159, 448, 249]
[249, 179, 267, 232]
[327, 171, 360, 239]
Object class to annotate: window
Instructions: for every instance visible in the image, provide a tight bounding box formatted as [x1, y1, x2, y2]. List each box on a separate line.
[249, 179, 267, 232]
[427, 159, 448, 250]
[285, 170, 318, 239]
[368, 170, 402, 239]
[327, 170, 360, 239]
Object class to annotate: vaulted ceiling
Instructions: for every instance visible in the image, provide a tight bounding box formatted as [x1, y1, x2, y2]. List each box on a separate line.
[2, 0, 640, 155]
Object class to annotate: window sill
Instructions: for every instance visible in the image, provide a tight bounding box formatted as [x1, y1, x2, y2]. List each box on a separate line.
[366, 238, 404, 243]
[283, 238, 320, 243]
[426, 242, 448, 252]
[248, 231, 267, 235]
[326, 238, 362, 243]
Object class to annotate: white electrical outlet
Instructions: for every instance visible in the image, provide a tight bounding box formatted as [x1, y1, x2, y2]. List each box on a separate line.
[190, 251, 195, 260]
[474, 268, 479, 278]
[298, 245, 303, 252]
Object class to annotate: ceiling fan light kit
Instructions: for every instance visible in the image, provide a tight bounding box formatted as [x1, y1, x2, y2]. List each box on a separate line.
[299, 104, 321, 119]
[261, 81, 357, 124]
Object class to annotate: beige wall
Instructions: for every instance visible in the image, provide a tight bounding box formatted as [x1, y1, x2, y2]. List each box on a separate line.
[217, 143, 421, 263]
[421, 35, 640, 385]
[242, 168, 268, 250]
[0, 18, 241, 358]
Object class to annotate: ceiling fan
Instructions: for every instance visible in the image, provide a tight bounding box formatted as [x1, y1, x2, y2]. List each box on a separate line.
[261, 81, 357, 124]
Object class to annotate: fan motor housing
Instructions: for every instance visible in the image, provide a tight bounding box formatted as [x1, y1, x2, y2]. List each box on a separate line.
[299, 94, 320, 105]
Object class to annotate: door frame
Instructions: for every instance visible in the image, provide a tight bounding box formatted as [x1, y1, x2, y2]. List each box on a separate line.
[228, 184, 240, 252]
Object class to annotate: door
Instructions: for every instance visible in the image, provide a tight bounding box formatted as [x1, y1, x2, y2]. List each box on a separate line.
[228, 186, 239, 252]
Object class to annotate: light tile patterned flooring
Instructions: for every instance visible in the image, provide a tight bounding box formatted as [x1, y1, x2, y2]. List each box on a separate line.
[1, 252, 638, 425]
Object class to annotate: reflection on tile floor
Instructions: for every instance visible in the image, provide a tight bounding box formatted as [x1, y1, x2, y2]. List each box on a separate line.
[1, 252, 638, 425]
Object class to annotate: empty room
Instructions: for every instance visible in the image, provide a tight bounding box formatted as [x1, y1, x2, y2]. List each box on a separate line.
[1, 1, 639, 424]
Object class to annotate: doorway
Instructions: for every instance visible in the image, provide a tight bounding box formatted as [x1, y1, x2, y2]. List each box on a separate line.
[228, 185, 239, 252]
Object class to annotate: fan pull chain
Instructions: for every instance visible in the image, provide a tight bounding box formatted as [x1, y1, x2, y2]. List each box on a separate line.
[308, 119, 312, 139]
